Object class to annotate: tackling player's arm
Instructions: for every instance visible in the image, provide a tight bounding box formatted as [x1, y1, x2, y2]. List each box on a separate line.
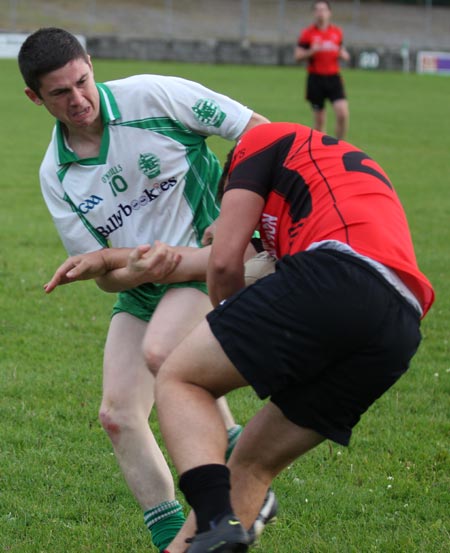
[122, 237, 258, 286]
[208, 188, 265, 307]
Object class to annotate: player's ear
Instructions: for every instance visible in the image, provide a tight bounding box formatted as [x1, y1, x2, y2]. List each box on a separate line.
[25, 87, 43, 106]
[87, 54, 94, 74]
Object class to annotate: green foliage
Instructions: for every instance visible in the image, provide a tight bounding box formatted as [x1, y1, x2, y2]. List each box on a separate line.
[1, 58, 449, 552]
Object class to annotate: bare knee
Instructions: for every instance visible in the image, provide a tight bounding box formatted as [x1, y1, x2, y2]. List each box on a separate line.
[336, 110, 348, 127]
[333, 101, 349, 123]
[143, 342, 172, 376]
[99, 402, 142, 445]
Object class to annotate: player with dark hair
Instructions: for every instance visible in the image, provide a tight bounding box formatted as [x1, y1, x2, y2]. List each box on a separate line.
[295, 1, 350, 139]
[18, 27, 270, 553]
[153, 122, 434, 551]
[18, 27, 89, 95]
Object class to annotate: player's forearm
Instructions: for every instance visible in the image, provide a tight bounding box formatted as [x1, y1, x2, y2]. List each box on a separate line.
[93, 248, 136, 292]
[339, 47, 350, 62]
[294, 46, 314, 62]
[95, 266, 145, 292]
[164, 242, 256, 283]
[161, 245, 210, 282]
[44, 247, 132, 294]
[207, 264, 245, 307]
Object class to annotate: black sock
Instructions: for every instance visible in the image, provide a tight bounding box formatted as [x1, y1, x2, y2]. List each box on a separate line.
[179, 464, 233, 533]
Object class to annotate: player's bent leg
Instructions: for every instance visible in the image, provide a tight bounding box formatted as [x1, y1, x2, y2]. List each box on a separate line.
[143, 286, 243, 439]
[101, 312, 181, 551]
[144, 288, 243, 551]
[143, 287, 241, 450]
[333, 98, 349, 140]
[156, 320, 249, 552]
[156, 318, 248, 475]
[228, 402, 324, 531]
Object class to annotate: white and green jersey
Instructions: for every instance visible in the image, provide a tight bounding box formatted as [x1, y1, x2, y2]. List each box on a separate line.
[40, 74, 253, 255]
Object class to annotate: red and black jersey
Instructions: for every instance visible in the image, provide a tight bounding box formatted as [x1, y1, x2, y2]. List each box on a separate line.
[226, 123, 434, 316]
[298, 24, 343, 75]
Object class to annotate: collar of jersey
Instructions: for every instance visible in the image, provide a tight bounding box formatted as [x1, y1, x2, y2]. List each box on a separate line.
[55, 82, 121, 166]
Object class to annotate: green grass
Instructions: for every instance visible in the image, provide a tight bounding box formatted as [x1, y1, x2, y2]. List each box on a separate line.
[1, 58, 449, 552]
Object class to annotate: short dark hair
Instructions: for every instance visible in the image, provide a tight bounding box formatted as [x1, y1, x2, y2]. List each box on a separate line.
[18, 27, 88, 96]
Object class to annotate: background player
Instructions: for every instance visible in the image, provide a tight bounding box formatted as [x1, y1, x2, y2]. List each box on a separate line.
[18, 27, 269, 553]
[154, 122, 434, 551]
[295, 1, 350, 139]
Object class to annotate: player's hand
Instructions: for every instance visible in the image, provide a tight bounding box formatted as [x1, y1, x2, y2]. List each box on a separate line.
[44, 250, 108, 293]
[340, 48, 351, 62]
[127, 241, 181, 283]
[201, 221, 217, 246]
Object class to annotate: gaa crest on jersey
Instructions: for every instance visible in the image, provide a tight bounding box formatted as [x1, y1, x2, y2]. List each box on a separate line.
[138, 153, 161, 179]
[192, 99, 226, 128]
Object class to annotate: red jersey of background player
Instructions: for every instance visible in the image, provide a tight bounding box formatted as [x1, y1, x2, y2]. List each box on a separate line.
[298, 24, 343, 75]
[226, 123, 434, 317]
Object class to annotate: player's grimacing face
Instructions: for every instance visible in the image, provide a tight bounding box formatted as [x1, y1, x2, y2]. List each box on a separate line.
[34, 57, 100, 129]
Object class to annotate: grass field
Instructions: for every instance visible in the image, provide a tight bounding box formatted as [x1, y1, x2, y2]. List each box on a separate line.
[1, 58, 449, 552]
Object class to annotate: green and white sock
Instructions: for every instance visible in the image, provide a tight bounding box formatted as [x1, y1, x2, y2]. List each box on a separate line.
[225, 424, 243, 461]
[144, 500, 185, 553]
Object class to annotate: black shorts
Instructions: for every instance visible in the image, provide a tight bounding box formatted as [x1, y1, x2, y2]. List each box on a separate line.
[306, 73, 346, 110]
[206, 249, 421, 446]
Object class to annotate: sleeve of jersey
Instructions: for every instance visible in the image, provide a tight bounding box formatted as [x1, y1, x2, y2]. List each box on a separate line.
[224, 132, 277, 199]
[147, 75, 253, 140]
[297, 28, 310, 48]
[40, 167, 105, 256]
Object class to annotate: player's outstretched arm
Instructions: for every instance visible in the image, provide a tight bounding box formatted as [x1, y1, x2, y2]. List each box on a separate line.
[44, 244, 181, 294]
[44, 242, 208, 294]
[44, 248, 131, 293]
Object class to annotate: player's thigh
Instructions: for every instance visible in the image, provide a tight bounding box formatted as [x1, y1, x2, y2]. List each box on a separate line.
[143, 286, 212, 360]
[159, 318, 248, 398]
[327, 74, 346, 100]
[306, 74, 325, 110]
[229, 402, 324, 475]
[103, 312, 154, 411]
